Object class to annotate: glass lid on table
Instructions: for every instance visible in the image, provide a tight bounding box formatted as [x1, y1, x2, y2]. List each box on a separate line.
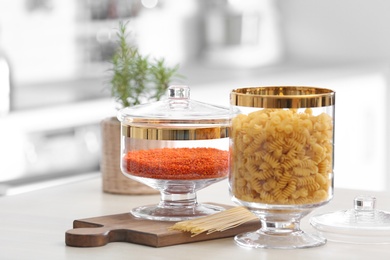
[310, 195, 390, 244]
[117, 85, 237, 222]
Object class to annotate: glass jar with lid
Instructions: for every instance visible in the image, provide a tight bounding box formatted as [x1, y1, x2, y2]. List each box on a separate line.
[118, 85, 235, 221]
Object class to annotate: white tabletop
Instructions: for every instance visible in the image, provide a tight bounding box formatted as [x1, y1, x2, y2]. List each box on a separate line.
[1, 174, 389, 260]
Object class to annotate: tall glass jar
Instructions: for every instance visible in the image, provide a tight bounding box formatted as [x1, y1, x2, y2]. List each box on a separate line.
[229, 86, 335, 249]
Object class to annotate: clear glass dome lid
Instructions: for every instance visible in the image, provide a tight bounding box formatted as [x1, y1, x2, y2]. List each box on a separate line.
[118, 85, 234, 124]
[310, 196, 390, 244]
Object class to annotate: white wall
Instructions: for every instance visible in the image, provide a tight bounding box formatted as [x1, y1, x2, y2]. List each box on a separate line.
[0, 0, 77, 85]
[278, 0, 390, 63]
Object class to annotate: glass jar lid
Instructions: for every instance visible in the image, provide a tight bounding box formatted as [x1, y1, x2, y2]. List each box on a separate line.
[230, 86, 335, 108]
[117, 85, 235, 140]
[310, 196, 390, 244]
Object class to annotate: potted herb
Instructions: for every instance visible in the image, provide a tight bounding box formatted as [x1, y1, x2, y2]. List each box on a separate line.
[101, 21, 182, 194]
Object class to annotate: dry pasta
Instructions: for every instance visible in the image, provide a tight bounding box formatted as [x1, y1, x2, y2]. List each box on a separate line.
[169, 206, 257, 236]
[231, 108, 333, 205]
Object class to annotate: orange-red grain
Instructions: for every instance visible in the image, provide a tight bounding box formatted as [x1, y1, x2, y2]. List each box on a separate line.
[123, 147, 228, 180]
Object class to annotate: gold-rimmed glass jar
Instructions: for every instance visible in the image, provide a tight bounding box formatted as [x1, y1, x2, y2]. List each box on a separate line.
[118, 85, 235, 221]
[229, 86, 335, 249]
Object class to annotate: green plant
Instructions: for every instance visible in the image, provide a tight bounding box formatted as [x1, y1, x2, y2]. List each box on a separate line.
[109, 21, 182, 108]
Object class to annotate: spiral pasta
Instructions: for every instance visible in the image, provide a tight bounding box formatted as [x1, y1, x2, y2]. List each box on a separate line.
[231, 108, 333, 205]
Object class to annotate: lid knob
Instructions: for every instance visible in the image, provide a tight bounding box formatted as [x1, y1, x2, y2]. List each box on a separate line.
[168, 85, 190, 109]
[354, 196, 376, 212]
[169, 85, 190, 99]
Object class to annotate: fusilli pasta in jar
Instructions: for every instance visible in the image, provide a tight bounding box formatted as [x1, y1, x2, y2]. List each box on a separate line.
[230, 87, 335, 206]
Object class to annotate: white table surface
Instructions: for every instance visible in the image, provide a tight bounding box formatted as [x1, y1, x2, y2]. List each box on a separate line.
[1, 174, 389, 260]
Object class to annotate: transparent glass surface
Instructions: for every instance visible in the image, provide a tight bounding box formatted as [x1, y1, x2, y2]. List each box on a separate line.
[310, 196, 390, 244]
[121, 138, 229, 221]
[229, 86, 335, 249]
[118, 85, 234, 221]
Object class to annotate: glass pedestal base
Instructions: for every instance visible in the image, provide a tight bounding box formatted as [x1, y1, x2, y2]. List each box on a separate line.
[126, 176, 227, 221]
[131, 203, 225, 222]
[235, 229, 326, 249]
[232, 198, 329, 249]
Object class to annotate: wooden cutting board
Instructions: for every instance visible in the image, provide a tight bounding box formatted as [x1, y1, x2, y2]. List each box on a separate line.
[65, 204, 260, 248]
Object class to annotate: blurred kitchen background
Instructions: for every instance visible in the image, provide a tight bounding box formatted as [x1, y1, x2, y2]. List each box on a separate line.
[1, 0, 389, 195]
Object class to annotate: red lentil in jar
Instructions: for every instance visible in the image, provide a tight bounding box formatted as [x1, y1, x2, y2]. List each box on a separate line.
[123, 147, 229, 180]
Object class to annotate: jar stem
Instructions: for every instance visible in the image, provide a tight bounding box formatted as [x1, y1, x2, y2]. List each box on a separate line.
[158, 191, 198, 208]
[129, 181, 226, 221]
[260, 219, 301, 235]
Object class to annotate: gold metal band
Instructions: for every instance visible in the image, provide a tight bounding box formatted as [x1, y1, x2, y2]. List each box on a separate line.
[230, 86, 335, 108]
[122, 125, 230, 140]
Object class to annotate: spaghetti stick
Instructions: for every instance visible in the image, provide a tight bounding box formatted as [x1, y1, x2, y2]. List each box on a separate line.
[169, 207, 257, 237]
